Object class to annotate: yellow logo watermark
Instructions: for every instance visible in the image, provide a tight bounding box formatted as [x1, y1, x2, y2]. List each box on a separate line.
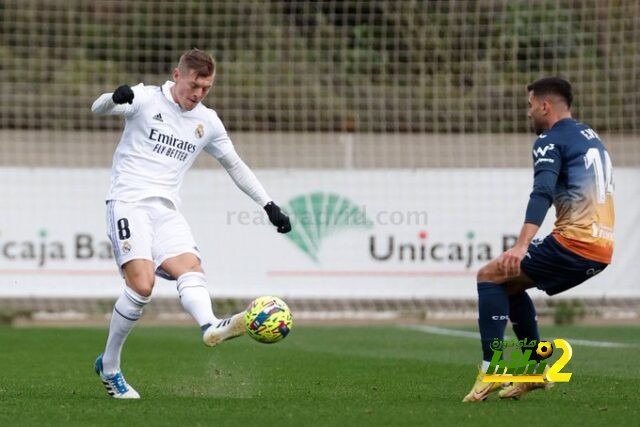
[483, 339, 573, 383]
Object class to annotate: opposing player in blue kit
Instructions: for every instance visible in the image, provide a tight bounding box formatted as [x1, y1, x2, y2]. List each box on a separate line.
[463, 77, 615, 402]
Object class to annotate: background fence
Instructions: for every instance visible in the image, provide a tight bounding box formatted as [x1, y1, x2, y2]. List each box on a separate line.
[1, 0, 639, 167]
[1, 0, 639, 322]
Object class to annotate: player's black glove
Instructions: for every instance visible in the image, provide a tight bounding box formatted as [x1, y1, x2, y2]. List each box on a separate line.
[264, 201, 292, 234]
[112, 85, 134, 105]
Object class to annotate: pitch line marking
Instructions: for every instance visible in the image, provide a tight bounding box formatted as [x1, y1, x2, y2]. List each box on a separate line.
[405, 325, 632, 348]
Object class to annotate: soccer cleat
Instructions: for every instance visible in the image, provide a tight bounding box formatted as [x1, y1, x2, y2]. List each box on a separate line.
[462, 368, 509, 402]
[498, 366, 554, 400]
[94, 354, 140, 399]
[202, 312, 246, 347]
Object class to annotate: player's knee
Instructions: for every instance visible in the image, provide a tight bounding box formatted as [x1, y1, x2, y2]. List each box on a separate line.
[476, 264, 494, 282]
[182, 260, 203, 276]
[186, 260, 203, 273]
[126, 277, 154, 297]
[124, 268, 155, 297]
[476, 265, 490, 282]
[133, 282, 154, 298]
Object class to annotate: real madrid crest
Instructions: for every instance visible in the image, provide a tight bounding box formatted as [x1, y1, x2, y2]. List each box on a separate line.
[195, 124, 204, 138]
[122, 240, 131, 254]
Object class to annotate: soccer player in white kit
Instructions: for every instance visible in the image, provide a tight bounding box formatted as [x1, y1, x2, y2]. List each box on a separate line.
[90, 49, 291, 399]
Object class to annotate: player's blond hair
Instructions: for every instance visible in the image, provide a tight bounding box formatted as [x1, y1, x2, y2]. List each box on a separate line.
[178, 48, 215, 78]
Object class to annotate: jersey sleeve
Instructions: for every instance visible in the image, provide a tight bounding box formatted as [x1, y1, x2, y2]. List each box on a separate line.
[524, 136, 562, 225]
[217, 148, 271, 206]
[531, 136, 562, 175]
[524, 170, 558, 225]
[90, 83, 148, 117]
[202, 111, 234, 159]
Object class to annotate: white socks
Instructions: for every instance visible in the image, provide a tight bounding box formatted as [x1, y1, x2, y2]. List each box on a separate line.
[101, 273, 215, 376]
[102, 286, 150, 376]
[177, 272, 217, 328]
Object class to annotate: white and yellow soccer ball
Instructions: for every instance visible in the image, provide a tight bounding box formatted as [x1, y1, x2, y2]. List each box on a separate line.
[244, 296, 293, 343]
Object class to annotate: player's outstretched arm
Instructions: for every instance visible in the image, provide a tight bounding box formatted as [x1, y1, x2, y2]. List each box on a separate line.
[217, 149, 291, 233]
[91, 84, 136, 116]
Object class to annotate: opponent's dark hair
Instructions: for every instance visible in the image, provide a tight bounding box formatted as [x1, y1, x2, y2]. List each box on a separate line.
[527, 77, 573, 108]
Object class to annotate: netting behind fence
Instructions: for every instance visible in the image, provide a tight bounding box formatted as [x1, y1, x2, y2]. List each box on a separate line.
[0, 0, 638, 169]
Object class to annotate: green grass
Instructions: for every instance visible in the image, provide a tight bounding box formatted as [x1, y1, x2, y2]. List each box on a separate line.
[1, 324, 639, 426]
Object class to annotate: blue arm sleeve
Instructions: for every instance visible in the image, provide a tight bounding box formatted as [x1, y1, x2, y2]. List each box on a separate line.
[524, 170, 558, 225]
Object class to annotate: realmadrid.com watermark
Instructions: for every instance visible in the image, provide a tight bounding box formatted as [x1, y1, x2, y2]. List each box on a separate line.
[226, 207, 428, 227]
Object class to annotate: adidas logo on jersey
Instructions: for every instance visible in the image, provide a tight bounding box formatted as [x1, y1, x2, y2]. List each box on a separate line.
[152, 113, 163, 122]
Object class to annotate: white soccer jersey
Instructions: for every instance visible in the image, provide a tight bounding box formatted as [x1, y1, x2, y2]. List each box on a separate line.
[94, 81, 235, 208]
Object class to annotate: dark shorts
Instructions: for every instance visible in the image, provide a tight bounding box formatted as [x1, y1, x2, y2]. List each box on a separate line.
[520, 235, 608, 296]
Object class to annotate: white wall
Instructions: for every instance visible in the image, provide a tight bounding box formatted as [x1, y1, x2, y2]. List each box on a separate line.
[0, 168, 637, 298]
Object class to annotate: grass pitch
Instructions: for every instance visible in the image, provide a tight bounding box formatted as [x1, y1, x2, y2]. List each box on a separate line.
[0, 324, 638, 426]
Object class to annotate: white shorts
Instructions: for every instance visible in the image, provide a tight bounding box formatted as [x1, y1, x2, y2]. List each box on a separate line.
[106, 197, 200, 279]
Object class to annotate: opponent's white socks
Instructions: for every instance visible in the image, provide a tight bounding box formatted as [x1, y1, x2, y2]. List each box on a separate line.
[102, 286, 150, 376]
[177, 272, 217, 329]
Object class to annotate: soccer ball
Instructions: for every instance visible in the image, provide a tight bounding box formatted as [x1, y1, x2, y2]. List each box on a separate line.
[244, 296, 293, 343]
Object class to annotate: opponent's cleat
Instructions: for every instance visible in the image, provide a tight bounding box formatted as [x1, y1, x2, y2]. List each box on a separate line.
[462, 368, 509, 402]
[94, 354, 140, 399]
[498, 366, 554, 400]
[202, 312, 246, 347]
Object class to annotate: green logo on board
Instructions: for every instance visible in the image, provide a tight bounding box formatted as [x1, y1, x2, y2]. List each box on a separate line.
[283, 192, 373, 262]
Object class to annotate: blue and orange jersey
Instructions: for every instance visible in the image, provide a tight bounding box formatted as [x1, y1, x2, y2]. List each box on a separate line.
[531, 118, 614, 263]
